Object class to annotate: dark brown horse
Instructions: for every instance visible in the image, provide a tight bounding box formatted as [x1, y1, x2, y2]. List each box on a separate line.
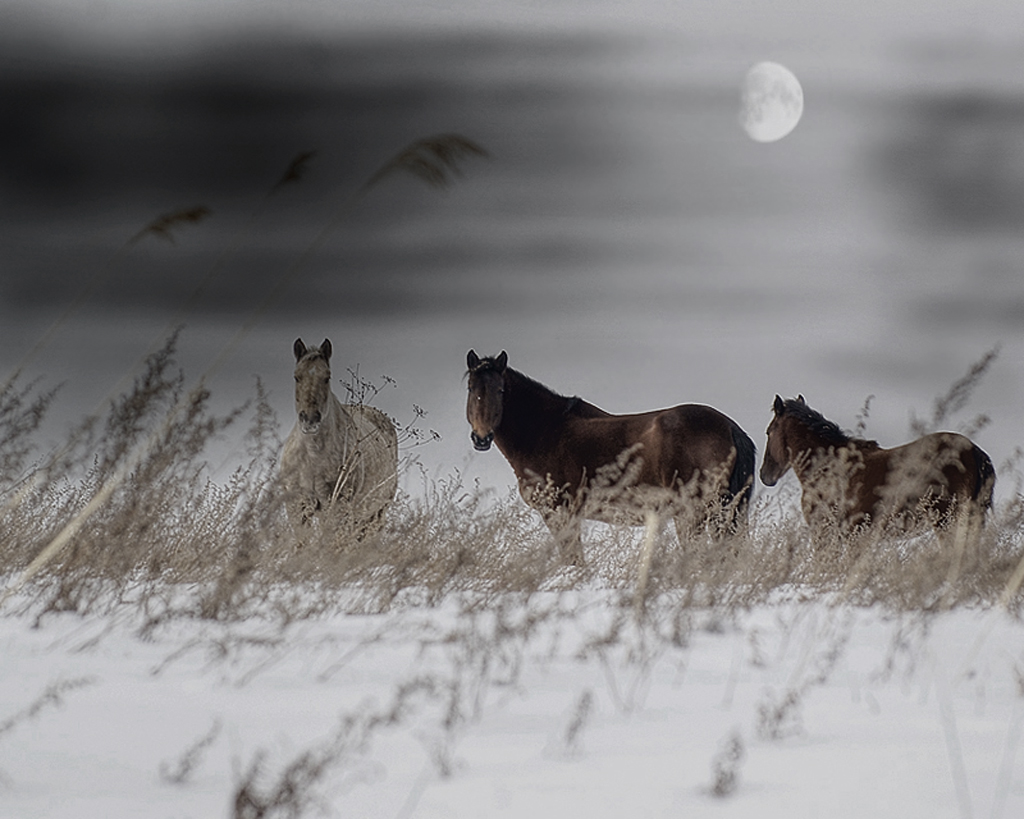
[760, 395, 995, 533]
[466, 350, 755, 563]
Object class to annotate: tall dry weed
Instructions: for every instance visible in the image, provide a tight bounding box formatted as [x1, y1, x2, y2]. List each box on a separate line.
[911, 345, 999, 437]
[1, 338, 1021, 627]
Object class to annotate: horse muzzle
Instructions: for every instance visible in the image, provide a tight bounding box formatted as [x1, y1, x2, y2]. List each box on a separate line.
[759, 464, 779, 487]
[299, 410, 322, 435]
[471, 430, 494, 451]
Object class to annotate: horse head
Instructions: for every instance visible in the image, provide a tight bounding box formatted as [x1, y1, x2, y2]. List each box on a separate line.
[760, 394, 800, 486]
[293, 337, 333, 435]
[466, 349, 507, 451]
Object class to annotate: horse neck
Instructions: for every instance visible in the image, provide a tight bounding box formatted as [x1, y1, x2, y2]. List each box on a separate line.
[784, 420, 837, 477]
[784, 417, 864, 481]
[496, 368, 568, 453]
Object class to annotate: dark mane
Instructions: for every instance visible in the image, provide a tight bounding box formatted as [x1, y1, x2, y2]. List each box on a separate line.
[468, 357, 566, 396]
[781, 399, 879, 449]
[504, 368, 610, 418]
[468, 358, 602, 417]
[505, 366, 568, 399]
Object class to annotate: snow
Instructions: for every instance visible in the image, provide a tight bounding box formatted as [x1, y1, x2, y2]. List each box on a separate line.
[2, 594, 1022, 818]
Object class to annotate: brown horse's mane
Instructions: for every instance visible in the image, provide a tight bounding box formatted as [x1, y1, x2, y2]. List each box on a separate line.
[468, 358, 599, 417]
[506, 367, 567, 401]
[781, 398, 880, 450]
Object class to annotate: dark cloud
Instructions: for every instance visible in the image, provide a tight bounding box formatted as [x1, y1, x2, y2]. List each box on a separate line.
[0, 32, 623, 206]
[0, 31, 637, 317]
[873, 91, 1024, 233]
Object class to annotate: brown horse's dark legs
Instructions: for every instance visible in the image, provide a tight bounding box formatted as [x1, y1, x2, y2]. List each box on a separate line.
[673, 514, 702, 547]
[672, 493, 745, 545]
[542, 508, 585, 566]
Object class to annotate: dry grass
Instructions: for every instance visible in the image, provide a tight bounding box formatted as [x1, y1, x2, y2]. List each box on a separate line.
[0, 339, 1021, 630]
[0, 676, 95, 740]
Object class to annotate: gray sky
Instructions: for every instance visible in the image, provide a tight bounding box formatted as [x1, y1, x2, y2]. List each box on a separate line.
[4, 0, 1023, 315]
[2, 0, 1023, 482]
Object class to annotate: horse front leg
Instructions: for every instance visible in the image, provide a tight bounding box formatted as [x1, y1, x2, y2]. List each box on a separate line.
[670, 484, 723, 546]
[541, 505, 585, 567]
[673, 512, 703, 547]
[283, 492, 319, 550]
[519, 474, 585, 567]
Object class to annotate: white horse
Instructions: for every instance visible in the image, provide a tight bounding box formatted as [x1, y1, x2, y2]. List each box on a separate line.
[281, 338, 398, 543]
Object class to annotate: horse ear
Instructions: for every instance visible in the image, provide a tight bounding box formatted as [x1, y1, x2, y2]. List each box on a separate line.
[773, 395, 785, 415]
[797, 394, 806, 405]
[294, 338, 307, 361]
[495, 351, 508, 372]
[321, 339, 332, 362]
[467, 350, 480, 370]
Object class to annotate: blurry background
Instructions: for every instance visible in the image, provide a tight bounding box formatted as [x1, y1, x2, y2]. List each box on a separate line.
[1, 0, 1022, 501]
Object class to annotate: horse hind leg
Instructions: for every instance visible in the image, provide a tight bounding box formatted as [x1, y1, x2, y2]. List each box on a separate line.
[672, 491, 743, 546]
[933, 494, 988, 608]
[673, 509, 702, 547]
[709, 489, 750, 540]
[557, 519, 585, 567]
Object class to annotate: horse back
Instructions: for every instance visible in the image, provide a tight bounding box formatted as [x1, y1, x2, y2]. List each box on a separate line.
[564, 396, 612, 419]
[861, 431, 994, 518]
[655, 404, 745, 467]
[558, 403, 742, 490]
[346, 404, 398, 450]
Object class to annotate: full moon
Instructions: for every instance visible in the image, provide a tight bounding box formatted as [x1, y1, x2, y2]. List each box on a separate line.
[739, 61, 804, 143]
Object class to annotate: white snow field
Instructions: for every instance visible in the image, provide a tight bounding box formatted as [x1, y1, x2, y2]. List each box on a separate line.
[2, 583, 1023, 818]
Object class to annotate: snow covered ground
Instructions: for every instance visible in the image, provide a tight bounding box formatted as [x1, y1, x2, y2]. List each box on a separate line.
[2, 591, 1022, 818]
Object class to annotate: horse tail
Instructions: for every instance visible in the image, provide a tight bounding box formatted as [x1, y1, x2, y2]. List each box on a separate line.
[971, 443, 996, 510]
[727, 422, 756, 520]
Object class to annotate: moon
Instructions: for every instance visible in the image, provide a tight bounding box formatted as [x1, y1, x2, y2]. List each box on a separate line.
[739, 61, 804, 143]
